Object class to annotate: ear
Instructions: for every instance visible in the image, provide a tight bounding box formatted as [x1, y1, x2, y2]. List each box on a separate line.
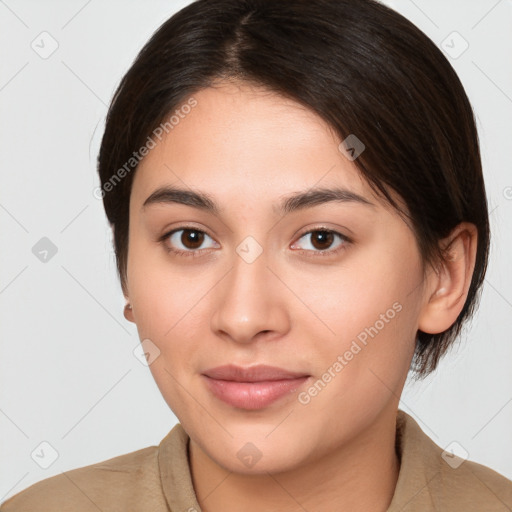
[121, 278, 134, 323]
[112, 223, 135, 324]
[418, 222, 478, 334]
[123, 298, 135, 323]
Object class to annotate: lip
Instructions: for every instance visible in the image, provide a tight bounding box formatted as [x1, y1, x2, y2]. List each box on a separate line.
[202, 364, 311, 410]
[202, 364, 310, 382]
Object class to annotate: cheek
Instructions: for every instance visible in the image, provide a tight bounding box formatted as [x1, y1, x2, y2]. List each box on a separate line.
[126, 240, 221, 400]
[127, 229, 205, 335]
[129, 271, 209, 361]
[298, 244, 422, 398]
[128, 256, 210, 414]
[300, 244, 419, 343]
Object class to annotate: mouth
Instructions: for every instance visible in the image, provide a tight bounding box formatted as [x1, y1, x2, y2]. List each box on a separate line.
[201, 364, 311, 410]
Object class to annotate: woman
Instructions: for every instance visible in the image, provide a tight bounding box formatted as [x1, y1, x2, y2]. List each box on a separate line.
[3, 0, 511, 510]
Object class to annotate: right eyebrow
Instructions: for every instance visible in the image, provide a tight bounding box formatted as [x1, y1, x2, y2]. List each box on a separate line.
[142, 186, 219, 214]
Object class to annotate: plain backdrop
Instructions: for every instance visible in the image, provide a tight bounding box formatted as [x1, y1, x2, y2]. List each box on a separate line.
[1, 0, 511, 502]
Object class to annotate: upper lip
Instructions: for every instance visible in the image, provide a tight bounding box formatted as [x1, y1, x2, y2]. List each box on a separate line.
[202, 364, 310, 382]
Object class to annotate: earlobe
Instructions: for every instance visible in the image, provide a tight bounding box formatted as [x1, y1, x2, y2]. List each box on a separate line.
[124, 301, 135, 323]
[418, 222, 478, 335]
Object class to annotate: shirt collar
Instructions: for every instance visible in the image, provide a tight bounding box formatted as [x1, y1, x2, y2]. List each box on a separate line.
[158, 422, 202, 512]
[157, 409, 453, 511]
[387, 409, 443, 510]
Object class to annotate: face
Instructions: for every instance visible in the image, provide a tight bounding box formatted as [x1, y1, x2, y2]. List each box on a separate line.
[124, 81, 426, 474]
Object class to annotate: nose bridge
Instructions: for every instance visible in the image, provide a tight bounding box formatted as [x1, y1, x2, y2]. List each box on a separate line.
[210, 235, 289, 342]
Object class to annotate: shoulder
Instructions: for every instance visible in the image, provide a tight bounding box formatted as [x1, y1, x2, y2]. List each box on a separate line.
[0, 445, 168, 512]
[436, 454, 512, 510]
[391, 410, 512, 511]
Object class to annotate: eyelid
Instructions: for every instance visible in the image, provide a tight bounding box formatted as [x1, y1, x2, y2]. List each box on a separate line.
[294, 225, 352, 242]
[158, 224, 218, 252]
[290, 226, 351, 256]
[158, 221, 214, 242]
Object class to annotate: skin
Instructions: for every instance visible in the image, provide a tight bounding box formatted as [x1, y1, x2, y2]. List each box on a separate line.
[123, 81, 478, 512]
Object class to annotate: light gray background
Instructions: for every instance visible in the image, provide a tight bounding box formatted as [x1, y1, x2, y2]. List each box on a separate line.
[1, 0, 511, 502]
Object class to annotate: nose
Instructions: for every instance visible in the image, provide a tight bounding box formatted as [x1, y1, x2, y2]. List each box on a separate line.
[210, 244, 291, 345]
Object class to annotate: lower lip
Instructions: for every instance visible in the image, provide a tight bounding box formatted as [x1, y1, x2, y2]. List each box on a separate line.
[202, 375, 310, 410]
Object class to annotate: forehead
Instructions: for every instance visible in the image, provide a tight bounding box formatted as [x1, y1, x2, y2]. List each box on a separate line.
[131, 82, 379, 210]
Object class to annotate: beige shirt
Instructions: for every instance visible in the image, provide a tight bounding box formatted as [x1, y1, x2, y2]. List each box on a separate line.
[2, 409, 511, 511]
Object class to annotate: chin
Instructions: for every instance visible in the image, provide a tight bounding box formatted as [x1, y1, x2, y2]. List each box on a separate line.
[218, 447, 304, 476]
[199, 431, 312, 475]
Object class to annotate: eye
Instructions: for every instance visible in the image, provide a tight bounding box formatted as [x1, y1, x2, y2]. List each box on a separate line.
[290, 228, 350, 257]
[160, 226, 219, 257]
[159, 226, 350, 259]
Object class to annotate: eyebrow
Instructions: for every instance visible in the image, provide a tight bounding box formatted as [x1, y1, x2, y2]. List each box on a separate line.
[141, 185, 375, 215]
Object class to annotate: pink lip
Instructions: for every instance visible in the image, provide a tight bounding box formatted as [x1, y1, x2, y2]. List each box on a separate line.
[202, 364, 311, 410]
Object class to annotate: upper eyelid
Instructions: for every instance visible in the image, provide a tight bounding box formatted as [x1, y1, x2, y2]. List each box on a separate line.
[296, 226, 348, 239]
[163, 225, 216, 242]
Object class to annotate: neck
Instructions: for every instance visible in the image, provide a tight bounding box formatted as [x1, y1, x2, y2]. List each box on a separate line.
[189, 407, 400, 512]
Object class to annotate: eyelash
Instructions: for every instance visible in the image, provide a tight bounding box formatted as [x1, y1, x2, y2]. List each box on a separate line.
[158, 225, 351, 259]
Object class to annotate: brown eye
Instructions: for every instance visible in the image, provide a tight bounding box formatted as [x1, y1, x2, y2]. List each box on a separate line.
[179, 229, 205, 249]
[161, 227, 218, 257]
[309, 230, 335, 250]
[291, 228, 349, 257]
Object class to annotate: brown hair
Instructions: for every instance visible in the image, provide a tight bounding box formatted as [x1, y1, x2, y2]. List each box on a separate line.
[97, 0, 490, 379]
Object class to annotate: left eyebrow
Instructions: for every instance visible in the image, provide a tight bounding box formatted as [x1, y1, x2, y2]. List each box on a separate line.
[276, 186, 376, 215]
[141, 185, 376, 215]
